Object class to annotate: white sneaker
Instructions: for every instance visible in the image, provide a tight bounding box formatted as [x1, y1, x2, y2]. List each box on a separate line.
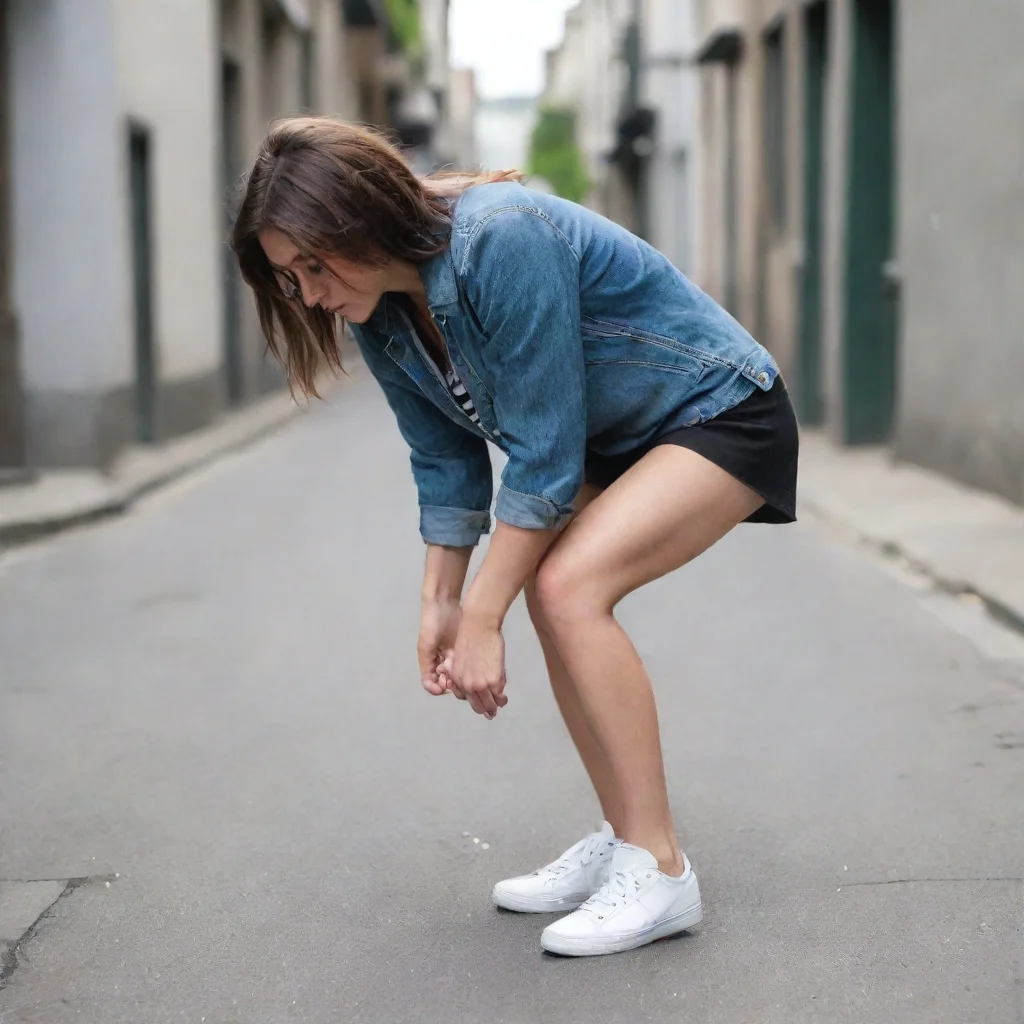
[491, 822, 621, 913]
[540, 843, 702, 956]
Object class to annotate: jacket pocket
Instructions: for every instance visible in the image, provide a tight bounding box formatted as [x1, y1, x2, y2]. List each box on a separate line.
[581, 322, 711, 378]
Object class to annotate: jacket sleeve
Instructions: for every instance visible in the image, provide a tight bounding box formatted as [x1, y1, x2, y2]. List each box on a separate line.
[352, 331, 493, 547]
[462, 210, 586, 531]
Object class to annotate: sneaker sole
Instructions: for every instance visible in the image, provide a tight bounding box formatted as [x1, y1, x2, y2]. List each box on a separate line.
[492, 886, 589, 914]
[540, 901, 703, 956]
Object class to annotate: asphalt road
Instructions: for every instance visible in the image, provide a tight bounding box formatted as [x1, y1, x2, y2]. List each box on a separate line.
[2, 365, 1023, 1024]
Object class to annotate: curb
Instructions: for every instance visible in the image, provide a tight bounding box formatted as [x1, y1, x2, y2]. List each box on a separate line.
[800, 494, 1024, 637]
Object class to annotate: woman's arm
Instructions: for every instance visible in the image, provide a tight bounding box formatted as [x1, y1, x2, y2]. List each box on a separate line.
[418, 544, 474, 696]
[445, 211, 588, 716]
[446, 521, 560, 718]
[422, 543, 473, 604]
[461, 522, 557, 628]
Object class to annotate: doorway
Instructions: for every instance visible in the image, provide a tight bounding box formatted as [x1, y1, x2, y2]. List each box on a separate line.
[129, 124, 157, 444]
[842, 0, 897, 443]
[797, 0, 829, 425]
[723, 58, 740, 317]
[0, 0, 23, 469]
[221, 57, 244, 406]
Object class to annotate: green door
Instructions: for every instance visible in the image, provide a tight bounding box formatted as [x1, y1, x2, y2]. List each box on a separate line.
[842, 0, 897, 443]
[797, 1, 828, 425]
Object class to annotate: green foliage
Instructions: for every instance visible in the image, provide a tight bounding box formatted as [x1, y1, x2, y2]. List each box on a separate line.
[384, 0, 422, 56]
[528, 108, 592, 204]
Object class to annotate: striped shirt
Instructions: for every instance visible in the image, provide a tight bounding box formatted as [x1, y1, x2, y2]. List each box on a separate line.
[402, 307, 481, 427]
[442, 365, 480, 425]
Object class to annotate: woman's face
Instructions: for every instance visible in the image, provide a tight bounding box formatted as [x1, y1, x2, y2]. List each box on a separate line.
[258, 228, 388, 324]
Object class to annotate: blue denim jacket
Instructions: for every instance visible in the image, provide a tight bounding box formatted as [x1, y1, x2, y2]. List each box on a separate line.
[350, 182, 778, 547]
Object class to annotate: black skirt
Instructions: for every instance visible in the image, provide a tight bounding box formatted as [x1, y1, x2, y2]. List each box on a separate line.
[584, 377, 799, 523]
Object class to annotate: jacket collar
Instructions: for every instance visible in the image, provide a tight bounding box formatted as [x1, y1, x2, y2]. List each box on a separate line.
[419, 245, 460, 312]
[372, 244, 459, 335]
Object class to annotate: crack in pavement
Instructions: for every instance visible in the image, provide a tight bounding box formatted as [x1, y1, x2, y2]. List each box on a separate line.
[0, 875, 118, 990]
[840, 876, 1022, 887]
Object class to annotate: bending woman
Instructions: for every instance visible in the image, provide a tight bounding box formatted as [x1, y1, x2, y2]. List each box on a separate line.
[231, 117, 798, 958]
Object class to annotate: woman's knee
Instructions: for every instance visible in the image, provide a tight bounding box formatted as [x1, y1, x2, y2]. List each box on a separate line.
[532, 553, 604, 629]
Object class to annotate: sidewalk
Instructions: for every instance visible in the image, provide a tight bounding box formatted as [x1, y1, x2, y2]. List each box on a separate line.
[799, 430, 1024, 631]
[0, 388, 306, 547]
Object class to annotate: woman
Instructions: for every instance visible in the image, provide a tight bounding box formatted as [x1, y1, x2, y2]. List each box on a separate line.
[232, 117, 798, 958]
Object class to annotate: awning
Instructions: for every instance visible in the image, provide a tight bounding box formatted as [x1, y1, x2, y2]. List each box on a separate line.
[695, 26, 743, 64]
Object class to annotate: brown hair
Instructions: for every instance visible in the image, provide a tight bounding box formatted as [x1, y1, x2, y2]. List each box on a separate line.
[231, 116, 522, 396]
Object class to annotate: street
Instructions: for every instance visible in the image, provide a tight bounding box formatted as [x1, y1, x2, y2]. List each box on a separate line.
[1, 364, 1023, 1024]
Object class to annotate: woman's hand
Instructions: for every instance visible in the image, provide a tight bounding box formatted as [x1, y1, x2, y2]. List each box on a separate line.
[417, 598, 462, 696]
[446, 612, 509, 719]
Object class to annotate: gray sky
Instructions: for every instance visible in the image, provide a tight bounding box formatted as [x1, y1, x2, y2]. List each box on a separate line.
[448, 0, 579, 100]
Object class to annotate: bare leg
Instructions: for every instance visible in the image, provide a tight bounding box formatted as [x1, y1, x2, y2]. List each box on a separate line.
[525, 484, 624, 833]
[526, 579, 624, 835]
[533, 446, 764, 876]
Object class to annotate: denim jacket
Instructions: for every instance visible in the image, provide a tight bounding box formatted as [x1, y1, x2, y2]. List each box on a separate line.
[349, 182, 778, 547]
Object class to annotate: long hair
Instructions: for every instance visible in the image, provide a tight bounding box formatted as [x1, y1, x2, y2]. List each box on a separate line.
[231, 117, 522, 396]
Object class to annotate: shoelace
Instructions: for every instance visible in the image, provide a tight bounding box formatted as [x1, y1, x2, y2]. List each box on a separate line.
[539, 835, 616, 878]
[580, 868, 645, 916]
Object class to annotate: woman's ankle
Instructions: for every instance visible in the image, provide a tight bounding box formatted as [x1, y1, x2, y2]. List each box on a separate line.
[623, 830, 685, 877]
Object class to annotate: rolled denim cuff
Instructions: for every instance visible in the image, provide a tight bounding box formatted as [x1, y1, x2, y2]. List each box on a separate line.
[419, 505, 491, 547]
[494, 484, 575, 531]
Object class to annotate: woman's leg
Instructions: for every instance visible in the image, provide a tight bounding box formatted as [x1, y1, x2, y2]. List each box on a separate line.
[525, 484, 624, 833]
[526, 581, 624, 835]
[532, 446, 764, 876]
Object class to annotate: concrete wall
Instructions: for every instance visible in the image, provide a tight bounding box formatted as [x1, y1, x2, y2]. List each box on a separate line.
[113, 0, 224, 436]
[694, 0, 1024, 504]
[642, 0, 698, 273]
[10, 0, 134, 466]
[694, 0, 798, 368]
[7, 0, 367, 468]
[474, 99, 536, 173]
[447, 67, 478, 170]
[893, 0, 1024, 503]
[313, 0, 356, 119]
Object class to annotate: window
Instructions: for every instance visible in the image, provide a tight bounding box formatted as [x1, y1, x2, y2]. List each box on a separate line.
[763, 22, 787, 231]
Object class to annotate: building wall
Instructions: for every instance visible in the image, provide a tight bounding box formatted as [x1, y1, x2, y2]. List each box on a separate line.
[6, 0, 379, 469]
[641, 0, 698, 273]
[313, 0, 356, 119]
[474, 99, 536, 173]
[447, 67, 478, 170]
[10, 0, 134, 466]
[893, 0, 1024, 503]
[695, 0, 1024, 504]
[113, 0, 224, 436]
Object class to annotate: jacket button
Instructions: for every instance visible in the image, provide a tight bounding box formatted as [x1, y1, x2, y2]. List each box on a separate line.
[758, 372, 768, 384]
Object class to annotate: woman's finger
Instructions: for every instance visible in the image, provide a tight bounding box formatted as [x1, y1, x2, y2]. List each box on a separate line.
[477, 687, 499, 719]
[418, 643, 445, 695]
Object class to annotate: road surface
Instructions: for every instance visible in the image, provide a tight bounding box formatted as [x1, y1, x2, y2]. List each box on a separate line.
[2, 364, 1022, 1023]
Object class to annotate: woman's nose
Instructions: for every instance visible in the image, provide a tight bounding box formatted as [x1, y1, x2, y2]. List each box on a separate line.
[299, 279, 321, 309]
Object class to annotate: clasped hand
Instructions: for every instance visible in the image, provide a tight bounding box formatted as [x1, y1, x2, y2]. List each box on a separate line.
[418, 599, 508, 719]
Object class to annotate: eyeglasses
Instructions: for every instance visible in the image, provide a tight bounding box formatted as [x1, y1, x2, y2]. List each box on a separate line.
[273, 268, 301, 301]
